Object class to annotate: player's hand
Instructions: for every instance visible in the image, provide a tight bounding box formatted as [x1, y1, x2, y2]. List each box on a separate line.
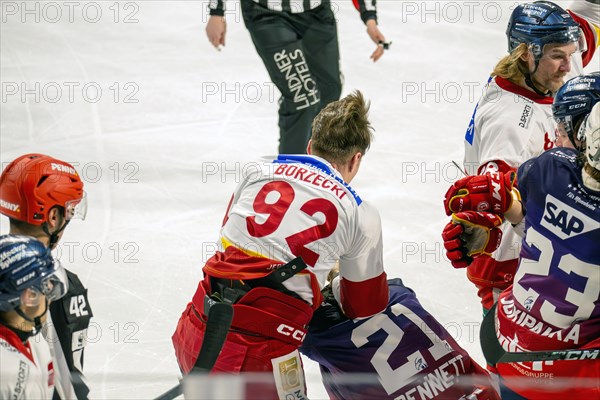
[366, 19, 386, 62]
[443, 172, 517, 216]
[206, 16, 226, 50]
[442, 211, 503, 269]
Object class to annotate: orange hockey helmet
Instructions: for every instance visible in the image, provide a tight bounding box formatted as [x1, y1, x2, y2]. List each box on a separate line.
[0, 153, 86, 225]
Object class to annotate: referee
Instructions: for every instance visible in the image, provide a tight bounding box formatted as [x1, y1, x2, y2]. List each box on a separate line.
[205, 0, 388, 154]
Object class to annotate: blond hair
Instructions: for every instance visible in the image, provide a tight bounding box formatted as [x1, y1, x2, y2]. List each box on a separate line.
[584, 162, 600, 183]
[310, 90, 374, 165]
[492, 43, 529, 81]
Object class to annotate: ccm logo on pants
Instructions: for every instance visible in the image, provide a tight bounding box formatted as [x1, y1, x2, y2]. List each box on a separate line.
[277, 324, 305, 342]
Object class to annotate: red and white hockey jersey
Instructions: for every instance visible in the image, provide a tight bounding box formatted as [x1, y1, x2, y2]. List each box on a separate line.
[463, 77, 556, 307]
[464, 75, 557, 257]
[0, 324, 55, 399]
[461, 7, 598, 309]
[201, 154, 388, 319]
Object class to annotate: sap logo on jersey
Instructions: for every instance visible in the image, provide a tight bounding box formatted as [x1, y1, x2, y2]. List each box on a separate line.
[541, 194, 598, 239]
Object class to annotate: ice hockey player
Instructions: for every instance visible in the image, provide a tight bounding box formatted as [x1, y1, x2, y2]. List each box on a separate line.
[453, 0, 598, 313]
[205, 0, 388, 154]
[444, 73, 600, 399]
[0, 154, 92, 399]
[0, 235, 70, 399]
[301, 267, 501, 399]
[172, 90, 388, 399]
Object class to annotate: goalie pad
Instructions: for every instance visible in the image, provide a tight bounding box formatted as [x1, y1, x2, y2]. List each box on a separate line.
[442, 211, 504, 269]
[444, 172, 518, 216]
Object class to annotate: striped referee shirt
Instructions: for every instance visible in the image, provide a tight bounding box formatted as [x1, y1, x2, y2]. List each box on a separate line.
[208, 0, 377, 24]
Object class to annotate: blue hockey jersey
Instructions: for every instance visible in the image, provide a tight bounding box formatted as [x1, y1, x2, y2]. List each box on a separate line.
[495, 148, 600, 400]
[513, 147, 600, 331]
[301, 279, 496, 400]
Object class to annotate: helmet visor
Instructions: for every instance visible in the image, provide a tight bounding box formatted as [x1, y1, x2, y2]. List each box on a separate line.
[40, 260, 69, 302]
[65, 191, 87, 221]
[554, 122, 575, 148]
[19, 263, 67, 307]
[20, 287, 45, 308]
[554, 115, 574, 139]
[540, 27, 586, 54]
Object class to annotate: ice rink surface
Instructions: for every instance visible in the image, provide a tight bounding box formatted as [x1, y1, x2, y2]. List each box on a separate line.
[1, 1, 581, 398]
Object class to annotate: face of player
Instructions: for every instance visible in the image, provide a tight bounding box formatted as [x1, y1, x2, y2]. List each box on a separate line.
[555, 123, 576, 148]
[555, 120, 585, 149]
[19, 288, 49, 323]
[529, 42, 578, 94]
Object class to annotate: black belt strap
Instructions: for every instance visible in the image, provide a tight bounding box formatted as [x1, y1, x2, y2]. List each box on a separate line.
[209, 256, 308, 306]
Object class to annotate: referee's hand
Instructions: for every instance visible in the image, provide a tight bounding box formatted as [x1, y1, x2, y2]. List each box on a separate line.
[206, 16, 227, 50]
[366, 19, 387, 62]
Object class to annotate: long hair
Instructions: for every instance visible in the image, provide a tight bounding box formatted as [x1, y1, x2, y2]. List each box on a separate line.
[310, 90, 374, 165]
[492, 43, 529, 82]
[583, 162, 600, 183]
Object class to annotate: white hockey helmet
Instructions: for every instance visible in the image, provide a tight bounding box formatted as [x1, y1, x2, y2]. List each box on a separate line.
[580, 102, 600, 171]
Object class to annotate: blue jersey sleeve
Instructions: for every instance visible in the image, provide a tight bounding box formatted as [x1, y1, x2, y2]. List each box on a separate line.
[517, 156, 538, 204]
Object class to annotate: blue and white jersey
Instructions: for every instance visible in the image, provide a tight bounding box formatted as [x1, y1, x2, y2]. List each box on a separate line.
[495, 142, 600, 400]
[509, 148, 600, 333]
[301, 279, 494, 400]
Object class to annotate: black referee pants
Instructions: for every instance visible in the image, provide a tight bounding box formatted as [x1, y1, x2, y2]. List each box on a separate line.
[242, 1, 342, 154]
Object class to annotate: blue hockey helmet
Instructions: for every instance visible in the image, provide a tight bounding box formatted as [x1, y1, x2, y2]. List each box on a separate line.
[553, 72, 600, 147]
[507, 1, 584, 59]
[0, 235, 68, 312]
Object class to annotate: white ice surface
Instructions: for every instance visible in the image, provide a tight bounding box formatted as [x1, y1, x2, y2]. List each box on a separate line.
[2, 1, 588, 398]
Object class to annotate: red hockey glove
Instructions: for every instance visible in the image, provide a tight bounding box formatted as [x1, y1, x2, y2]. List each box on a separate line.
[443, 172, 518, 216]
[442, 211, 504, 269]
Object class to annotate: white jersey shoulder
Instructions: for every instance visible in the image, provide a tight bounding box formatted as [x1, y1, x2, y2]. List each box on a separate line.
[0, 328, 54, 400]
[464, 76, 555, 175]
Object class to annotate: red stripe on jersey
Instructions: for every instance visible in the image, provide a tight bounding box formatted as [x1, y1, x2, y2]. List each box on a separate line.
[496, 290, 600, 399]
[352, 0, 360, 11]
[495, 77, 554, 105]
[204, 246, 281, 279]
[340, 272, 388, 319]
[203, 246, 323, 308]
[48, 361, 54, 387]
[221, 194, 234, 227]
[0, 325, 35, 363]
[568, 11, 597, 67]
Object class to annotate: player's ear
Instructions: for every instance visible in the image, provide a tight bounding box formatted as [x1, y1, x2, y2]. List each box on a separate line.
[519, 48, 532, 63]
[348, 152, 362, 174]
[47, 207, 63, 229]
[306, 139, 313, 155]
